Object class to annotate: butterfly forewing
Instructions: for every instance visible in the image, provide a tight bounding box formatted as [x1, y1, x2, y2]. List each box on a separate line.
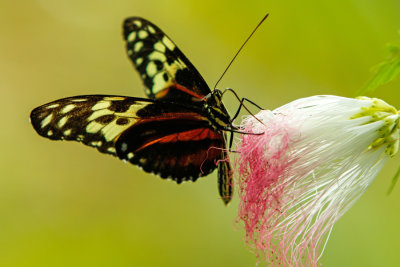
[115, 112, 226, 182]
[30, 95, 153, 155]
[123, 17, 212, 102]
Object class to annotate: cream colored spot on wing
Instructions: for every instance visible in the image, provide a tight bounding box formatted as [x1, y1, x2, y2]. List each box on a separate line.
[127, 32, 136, 42]
[162, 36, 175, 50]
[107, 147, 116, 153]
[71, 98, 87, 102]
[103, 96, 125, 101]
[86, 121, 105, 134]
[127, 49, 133, 56]
[152, 73, 172, 92]
[133, 20, 142, 27]
[58, 116, 68, 128]
[164, 61, 180, 74]
[154, 42, 165, 53]
[127, 152, 134, 159]
[46, 103, 59, 109]
[76, 135, 84, 141]
[88, 110, 112, 121]
[121, 142, 128, 152]
[136, 57, 143, 65]
[90, 140, 102, 147]
[61, 104, 76, 114]
[139, 158, 147, 164]
[92, 101, 111, 111]
[47, 130, 53, 136]
[147, 25, 156, 34]
[101, 121, 132, 142]
[64, 129, 72, 136]
[148, 51, 166, 62]
[138, 30, 148, 39]
[134, 41, 143, 52]
[41, 113, 53, 128]
[146, 61, 157, 77]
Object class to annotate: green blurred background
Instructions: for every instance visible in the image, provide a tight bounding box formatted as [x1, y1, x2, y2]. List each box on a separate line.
[2, 0, 400, 266]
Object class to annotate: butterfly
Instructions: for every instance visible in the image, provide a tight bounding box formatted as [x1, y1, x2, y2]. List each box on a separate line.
[30, 17, 237, 205]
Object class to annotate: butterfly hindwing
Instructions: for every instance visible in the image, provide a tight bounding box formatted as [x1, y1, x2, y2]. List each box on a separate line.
[123, 17, 212, 102]
[115, 106, 226, 182]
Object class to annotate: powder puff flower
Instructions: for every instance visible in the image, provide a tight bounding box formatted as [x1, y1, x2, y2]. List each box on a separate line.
[235, 95, 399, 266]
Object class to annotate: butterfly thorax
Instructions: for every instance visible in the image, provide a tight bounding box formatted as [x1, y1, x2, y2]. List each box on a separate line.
[202, 89, 231, 130]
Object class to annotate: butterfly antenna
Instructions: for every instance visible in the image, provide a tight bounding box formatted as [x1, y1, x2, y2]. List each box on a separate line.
[213, 13, 269, 90]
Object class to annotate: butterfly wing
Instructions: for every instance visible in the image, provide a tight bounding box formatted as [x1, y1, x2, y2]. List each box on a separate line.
[123, 17, 234, 203]
[31, 17, 234, 204]
[30, 95, 226, 183]
[123, 17, 212, 102]
[30, 95, 148, 155]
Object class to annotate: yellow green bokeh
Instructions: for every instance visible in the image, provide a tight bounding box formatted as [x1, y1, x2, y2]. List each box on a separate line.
[2, 1, 400, 266]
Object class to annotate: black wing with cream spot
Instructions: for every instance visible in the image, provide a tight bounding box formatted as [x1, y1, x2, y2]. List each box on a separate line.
[123, 17, 212, 102]
[30, 95, 154, 156]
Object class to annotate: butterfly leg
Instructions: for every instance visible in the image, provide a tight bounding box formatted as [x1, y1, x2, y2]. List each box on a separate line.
[230, 97, 264, 123]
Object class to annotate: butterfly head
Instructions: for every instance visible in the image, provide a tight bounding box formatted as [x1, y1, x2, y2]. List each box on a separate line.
[201, 89, 231, 128]
[205, 89, 223, 107]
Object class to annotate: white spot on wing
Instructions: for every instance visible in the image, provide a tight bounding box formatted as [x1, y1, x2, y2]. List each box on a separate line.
[162, 36, 175, 50]
[107, 147, 116, 153]
[92, 101, 111, 111]
[41, 113, 53, 128]
[127, 152, 134, 159]
[133, 20, 142, 27]
[47, 130, 53, 136]
[61, 104, 76, 114]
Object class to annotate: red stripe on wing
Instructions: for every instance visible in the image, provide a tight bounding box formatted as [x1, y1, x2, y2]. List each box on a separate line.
[136, 128, 222, 151]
